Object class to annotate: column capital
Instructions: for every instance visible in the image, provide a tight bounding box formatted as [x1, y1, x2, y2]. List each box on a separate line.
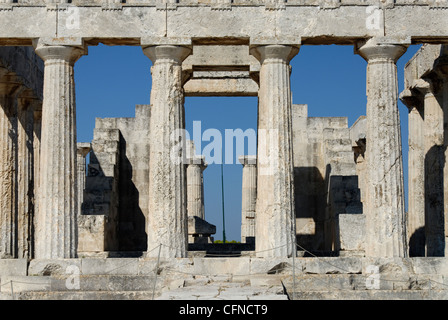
[33, 38, 87, 64]
[249, 44, 300, 64]
[355, 37, 408, 63]
[411, 78, 440, 96]
[187, 155, 207, 169]
[142, 45, 192, 65]
[434, 54, 448, 80]
[77, 142, 91, 158]
[238, 155, 257, 166]
[399, 88, 423, 111]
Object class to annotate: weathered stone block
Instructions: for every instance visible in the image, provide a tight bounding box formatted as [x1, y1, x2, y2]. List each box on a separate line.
[77, 215, 107, 252]
[0, 259, 28, 276]
[0, 276, 51, 293]
[250, 257, 303, 275]
[362, 257, 413, 275]
[188, 216, 216, 235]
[411, 257, 448, 275]
[81, 258, 139, 275]
[338, 214, 365, 252]
[302, 257, 362, 274]
[28, 259, 82, 276]
[138, 257, 194, 275]
[193, 257, 250, 276]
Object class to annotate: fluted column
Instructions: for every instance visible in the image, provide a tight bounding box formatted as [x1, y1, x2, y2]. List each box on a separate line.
[442, 72, 448, 257]
[413, 79, 445, 256]
[17, 94, 38, 259]
[143, 44, 191, 258]
[356, 38, 407, 258]
[400, 89, 425, 256]
[33, 107, 42, 247]
[187, 155, 207, 220]
[0, 71, 22, 259]
[250, 44, 298, 257]
[76, 143, 91, 218]
[33, 41, 86, 259]
[434, 52, 448, 257]
[239, 155, 257, 244]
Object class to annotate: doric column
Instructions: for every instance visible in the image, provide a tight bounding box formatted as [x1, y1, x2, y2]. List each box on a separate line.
[33, 40, 86, 259]
[33, 107, 42, 246]
[400, 88, 425, 257]
[434, 51, 448, 257]
[0, 70, 22, 259]
[250, 43, 299, 257]
[17, 93, 39, 259]
[238, 155, 257, 244]
[143, 44, 191, 258]
[356, 38, 408, 258]
[413, 79, 445, 257]
[186, 155, 207, 220]
[77, 143, 91, 218]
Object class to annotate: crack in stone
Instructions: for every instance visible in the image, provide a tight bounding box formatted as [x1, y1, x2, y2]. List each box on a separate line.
[378, 155, 401, 184]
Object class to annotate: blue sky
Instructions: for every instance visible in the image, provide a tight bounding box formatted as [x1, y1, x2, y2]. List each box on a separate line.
[75, 43, 421, 242]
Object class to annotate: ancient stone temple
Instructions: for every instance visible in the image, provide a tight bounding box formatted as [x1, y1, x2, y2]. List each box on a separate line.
[0, 0, 448, 300]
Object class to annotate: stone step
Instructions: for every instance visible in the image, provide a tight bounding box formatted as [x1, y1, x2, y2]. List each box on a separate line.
[287, 289, 448, 300]
[156, 283, 287, 300]
[283, 273, 448, 291]
[155, 274, 288, 300]
[4, 290, 158, 300]
[0, 275, 162, 293]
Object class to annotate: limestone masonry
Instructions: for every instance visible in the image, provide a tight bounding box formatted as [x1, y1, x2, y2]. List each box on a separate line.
[0, 0, 447, 300]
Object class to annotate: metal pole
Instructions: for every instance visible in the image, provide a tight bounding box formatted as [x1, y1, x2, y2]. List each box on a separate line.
[292, 236, 296, 301]
[10, 280, 14, 300]
[152, 244, 162, 300]
[221, 150, 226, 243]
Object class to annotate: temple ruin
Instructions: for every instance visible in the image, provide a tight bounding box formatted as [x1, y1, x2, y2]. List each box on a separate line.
[0, 0, 447, 300]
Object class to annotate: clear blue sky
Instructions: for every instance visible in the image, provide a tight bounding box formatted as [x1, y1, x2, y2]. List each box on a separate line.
[75, 43, 421, 242]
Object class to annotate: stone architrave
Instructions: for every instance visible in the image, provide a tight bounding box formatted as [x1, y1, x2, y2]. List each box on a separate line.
[250, 43, 298, 258]
[238, 155, 257, 244]
[143, 44, 191, 258]
[356, 38, 408, 258]
[33, 40, 86, 259]
[0, 70, 22, 259]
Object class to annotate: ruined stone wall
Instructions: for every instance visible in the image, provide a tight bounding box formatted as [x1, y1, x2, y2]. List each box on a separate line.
[107, 105, 150, 251]
[79, 127, 120, 253]
[401, 44, 448, 257]
[292, 104, 364, 255]
[80, 105, 150, 253]
[79, 103, 366, 255]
